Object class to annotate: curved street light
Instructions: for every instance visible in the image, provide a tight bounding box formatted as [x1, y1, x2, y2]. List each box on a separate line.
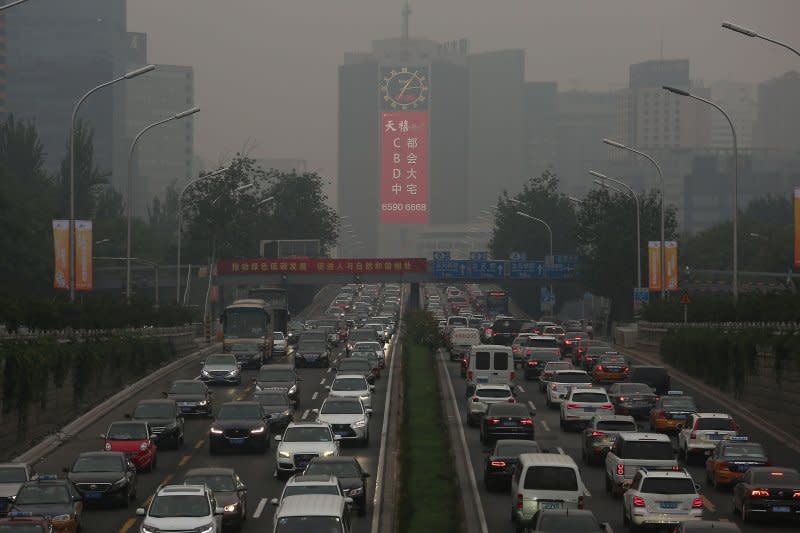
[722, 21, 800, 58]
[516, 210, 554, 312]
[68, 64, 155, 301]
[0, 0, 33, 11]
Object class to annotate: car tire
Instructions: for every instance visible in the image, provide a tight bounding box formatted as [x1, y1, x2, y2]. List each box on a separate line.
[741, 503, 750, 523]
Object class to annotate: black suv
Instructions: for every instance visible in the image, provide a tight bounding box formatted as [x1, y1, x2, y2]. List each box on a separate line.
[488, 318, 527, 346]
[627, 365, 671, 395]
[126, 399, 184, 449]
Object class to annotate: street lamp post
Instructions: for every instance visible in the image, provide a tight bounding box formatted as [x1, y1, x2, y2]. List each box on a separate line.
[722, 21, 800, 58]
[176, 167, 228, 304]
[0, 0, 33, 11]
[603, 138, 667, 298]
[68, 64, 155, 302]
[516, 210, 554, 312]
[663, 86, 739, 302]
[590, 170, 642, 289]
[126, 106, 200, 303]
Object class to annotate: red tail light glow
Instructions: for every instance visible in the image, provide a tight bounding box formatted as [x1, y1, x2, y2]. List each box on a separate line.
[517, 493, 523, 510]
[600, 404, 614, 410]
[527, 360, 538, 367]
[595, 365, 604, 372]
[551, 384, 557, 390]
[578, 495, 584, 509]
[590, 431, 606, 437]
[751, 489, 770, 497]
[692, 497, 703, 509]
[566, 403, 579, 409]
[520, 418, 533, 426]
[632, 495, 645, 507]
[510, 372, 515, 381]
[472, 397, 480, 402]
[490, 460, 506, 467]
[487, 417, 501, 425]
[718, 461, 729, 471]
[792, 491, 800, 499]
[617, 464, 625, 476]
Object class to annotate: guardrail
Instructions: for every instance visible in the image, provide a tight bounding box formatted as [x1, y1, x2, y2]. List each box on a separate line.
[0, 325, 197, 340]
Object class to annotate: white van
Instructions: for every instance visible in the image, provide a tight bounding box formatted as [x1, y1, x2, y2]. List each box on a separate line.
[510, 453, 589, 531]
[466, 345, 514, 389]
[449, 327, 481, 361]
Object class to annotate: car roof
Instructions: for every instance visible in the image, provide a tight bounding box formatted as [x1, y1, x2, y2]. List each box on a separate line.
[570, 388, 605, 394]
[286, 474, 339, 485]
[0, 462, 29, 468]
[591, 414, 636, 423]
[334, 373, 368, 380]
[693, 412, 733, 419]
[183, 467, 235, 477]
[475, 384, 512, 391]
[308, 456, 358, 465]
[275, 494, 348, 517]
[157, 484, 207, 495]
[136, 398, 175, 405]
[639, 469, 692, 479]
[518, 453, 579, 468]
[617, 432, 671, 442]
[259, 363, 294, 371]
[287, 421, 329, 428]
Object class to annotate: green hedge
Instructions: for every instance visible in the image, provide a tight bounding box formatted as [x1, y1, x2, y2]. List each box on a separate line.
[660, 328, 800, 396]
[644, 293, 800, 323]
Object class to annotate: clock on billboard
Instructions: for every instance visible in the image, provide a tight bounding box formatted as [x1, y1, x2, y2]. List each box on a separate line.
[380, 67, 428, 111]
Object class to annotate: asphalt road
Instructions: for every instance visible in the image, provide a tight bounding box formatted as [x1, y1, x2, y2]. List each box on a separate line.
[442, 348, 800, 533]
[27, 295, 394, 533]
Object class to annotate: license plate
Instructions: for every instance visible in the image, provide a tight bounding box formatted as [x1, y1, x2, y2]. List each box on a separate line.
[584, 407, 596, 412]
[85, 491, 102, 500]
[606, 367, 621, 372]
[660, 502, 678, 509]
[228, 438, 245, 445]
[773, 506, 790, 513]
[709, 434, 723, 440]
[477, 378, 488, 384]
[667, 413, 685, 419]
[540, 501, 562, 510]
[503, 420, 517, 426]
[181, 407, 193, 413]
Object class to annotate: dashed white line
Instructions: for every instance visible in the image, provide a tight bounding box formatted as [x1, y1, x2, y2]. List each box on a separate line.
[253, 497, 267, 519]
[327, 367, 333, 373]
[557, 446, 565, 455]
[312, 392, 318, 400]
[301, 409, 310, 420]
[527, 401, 537, 414]
[517, 385, 525, 393]
[320, 378, 326, 385]
[540, 419, 551, 432]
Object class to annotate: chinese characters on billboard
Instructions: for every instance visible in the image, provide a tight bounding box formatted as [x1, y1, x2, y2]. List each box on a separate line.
[217, 258, 427, 275]
[647, 240, 678, 292]
[379, 67, 429, 224]
[52, 219, 93, 291]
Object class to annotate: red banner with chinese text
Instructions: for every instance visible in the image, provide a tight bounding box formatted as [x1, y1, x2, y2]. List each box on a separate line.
[217, 258, 428, 275]
[380, 111, 429, 224]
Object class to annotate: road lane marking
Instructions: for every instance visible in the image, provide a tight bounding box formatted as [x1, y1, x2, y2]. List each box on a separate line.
[253, 497, 268, 518]
[236, 394, 245, 401]
[327, 367, 333, 373]
[194, 440, 204, 449]
[702, 495, 716, 512]
[119, 518, 137, 533]
[527, 401, 537, 414]
[178, 455, 191, 467]
[320, 378, 326, 385]
[540, 419, 551, 432]
[557, 447, 565, 455]
[517, 385, 525, 393]
[301, 409, 310, 420]
[312, 392, 318, 400]
[162, 474, 173, 485]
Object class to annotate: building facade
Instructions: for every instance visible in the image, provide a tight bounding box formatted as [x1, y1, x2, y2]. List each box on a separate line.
[754, 71, 800, 154]
[710, 80, 757, 150]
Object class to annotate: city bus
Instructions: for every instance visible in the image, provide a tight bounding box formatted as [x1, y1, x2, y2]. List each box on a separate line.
[220, 299, 274, 360]
[485, 290, 509, 320]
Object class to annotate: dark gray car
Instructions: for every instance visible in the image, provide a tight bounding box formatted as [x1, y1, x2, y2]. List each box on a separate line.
[126, 399, 184, 449]
[252, 390, 294, 432]
[64, 451, 137, 508]
[182, 467, 247, 529]
[252, 364, 300, 406]
[164, 380, 213, 417]
[304, 457, 370, 515]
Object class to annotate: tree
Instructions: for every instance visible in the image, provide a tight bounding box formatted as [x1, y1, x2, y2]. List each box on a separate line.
[575, 187, 677, 320]
[56, 120, 108, 219]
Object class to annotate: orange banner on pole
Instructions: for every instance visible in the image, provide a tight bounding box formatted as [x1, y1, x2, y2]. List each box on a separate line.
[665, 241, 679, 292]
[75, 220, 93, 291]
[648, 241, 661, 291]
[794, 187, 800, 268]
[53, 220, 69, 290]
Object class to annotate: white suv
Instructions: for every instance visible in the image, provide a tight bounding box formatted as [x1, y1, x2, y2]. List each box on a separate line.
[314, 397, 372, 447]
[275, 422, 341, 480]
[678, 413, 739, 463]
[622, 467, 703, 529]
[466, 384, 515, 427]
[545, 370, 592, 408]
[559, 387, 613, 431]
[137, 484, 222, 533]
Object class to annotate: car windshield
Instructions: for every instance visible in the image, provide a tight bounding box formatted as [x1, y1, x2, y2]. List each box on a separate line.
[752, 470, 800, 484]
[523, 466, 578, 491]
[475, 389, 510, 399]
[596, 420, 638, 432]
[696, 418, 736, 431]
[530, 352, 559, 361]
[571, 393, 608, 403]
[622, 441, 674, 460]
[133, 403, 174, 419]
[355, 342, 381, 351]
[305, 462, 360, 479]
[205, 355, 236, 365]
[275, 516, 344, 533]
[148, 494, 210, 518]
[721, 444, 766, 459]
[169, 382, 204, 395]
[72, 455, 123, 473]
[351, 352, 377, 361]
[107, 423, 148, 440]
[283, 427, 332, 442]
[495, 442, 541, 456]
[332, 378, 367, 392]
[616, 384, 652, 394]
[258, 369, 294, 382]
[217, 404, 262, 420]
[301, 342, 327, 352]
[641, 477, 696, 494]
[15, 484, 71, 504]
[254, 392, 289, 406]
[321, 401, 363, 415]
[282, 485, 340, 498]
[487, 404, 528, 417]
[553, 373, 591, 383]
[662, 397, 697, 410]
[184, 474, 235, 492]
[0, 467, 27, 483]
[537, 514, 600, 531]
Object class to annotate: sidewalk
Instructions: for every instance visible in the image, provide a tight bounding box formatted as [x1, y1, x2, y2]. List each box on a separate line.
[613, 341, 800, 455]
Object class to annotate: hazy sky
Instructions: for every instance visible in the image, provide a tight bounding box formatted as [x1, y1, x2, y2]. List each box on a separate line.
[129, 0, 800, 201]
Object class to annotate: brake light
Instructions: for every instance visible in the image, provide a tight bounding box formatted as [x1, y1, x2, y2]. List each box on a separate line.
[732, 419, 740, 432]
[472, 396, 480, 402]
[632, 496, 645, 507]
[487, 417, 501, 425]
[672, 465, 681, 471]
[490, 460, 507, 467]
[565, 340, 572, 345]
[690, 432, 697, 440]
[692, 497, 703, 509]
[551, 384, 557, 390]
[618, 397, 625, 402]
[595, 365, 604, 372]
[751, 489, 770, 497]
[566, 403, 579, 409]
[510, 371, 515, 381]
[600, 403, 614, 410]
[617, 464, 625, 476]
[718, 461, 729, 471]
[578, 495, 584, 509]
[520, 418, 533, 426]
[623, 367, 630, 373]
[517, 493, 523, 510]
[590, 431, 605, 437]
[527, 360, 538, 367]
[792, 491, 800, 499]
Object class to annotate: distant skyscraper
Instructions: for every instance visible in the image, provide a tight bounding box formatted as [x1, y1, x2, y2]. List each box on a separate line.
[754, 71, 800, 154]
[6, 0, 127, 187]
[524, 82, 558, 180]
[710, 80, 757, 150]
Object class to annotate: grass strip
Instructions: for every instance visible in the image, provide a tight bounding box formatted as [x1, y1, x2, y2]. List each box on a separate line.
[397, 342, 460, 532]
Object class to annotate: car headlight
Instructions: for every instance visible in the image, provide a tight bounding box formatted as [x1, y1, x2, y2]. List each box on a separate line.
[196, 525, 214, 533]
[228, 368, 239, 376]
[352, 419, 367, 428]
[198, 400, 208, 406]
[250, 426, 265, 434]
[141, 526, 157, 533]
[359, 395, 370, 401]
[51, 514, 71, 521]
[288, 384, 297, 395]
[139, 441, 149, 451]
[281, 409, 292, 417]
[223, 503, 239, 512]
[210, 427, 223, 434]
[279, 451, 291, 458]
[201, 369, 210, 376]
[348, 486, 364, 496]
[323, 450, 336, 457]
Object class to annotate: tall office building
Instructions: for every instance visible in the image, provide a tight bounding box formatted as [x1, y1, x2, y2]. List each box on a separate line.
[6, 0, 127, 186]
[524, 82, 558, 180]
[754, 71, 800, 154]
[0, 13, 6, 119]
[710, 80, 757, 150]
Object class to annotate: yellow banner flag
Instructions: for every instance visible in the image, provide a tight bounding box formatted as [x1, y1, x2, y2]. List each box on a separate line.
[665, 241, 679, 292]
[53, 220, 69, 290]
[795, 187, 800, 268]
[75, 220, 93, 292]
[648, 241, 661, 291]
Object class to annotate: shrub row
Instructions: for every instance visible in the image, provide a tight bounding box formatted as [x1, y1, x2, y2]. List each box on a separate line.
[644, 293, 800, 323]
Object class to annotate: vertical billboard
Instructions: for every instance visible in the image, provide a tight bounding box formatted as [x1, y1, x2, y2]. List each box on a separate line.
[379, 67, 429, 224]
[75, 220, 93, 291]
[648, 240, 679, 292]
[53, 220, 69, 290]
[795, 187, 800, 268]
[664, 241, 678, 292]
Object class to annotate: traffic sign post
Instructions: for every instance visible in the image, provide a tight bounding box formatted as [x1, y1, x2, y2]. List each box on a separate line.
[679, 291, 692, 324]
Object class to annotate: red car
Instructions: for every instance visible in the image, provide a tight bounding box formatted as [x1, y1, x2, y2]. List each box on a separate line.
[102, 421, 157, 472]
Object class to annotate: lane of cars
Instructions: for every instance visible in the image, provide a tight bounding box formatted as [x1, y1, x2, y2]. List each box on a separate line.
[0, 283, 402, 533]
[428, 283, 800, 533]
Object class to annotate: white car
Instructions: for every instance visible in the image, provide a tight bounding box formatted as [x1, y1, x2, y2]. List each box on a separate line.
[559, 387, 613, 431]
[314, 397, 372, 446]
[137, 484, 223, 533]
[269, 474, 346, 506]
[272, 332, 287, 355]
[274, 422, 341, 480]
[622, 467, 703, 529]
[545, 370, 592, 407]
[353, 341, 384, 368]
[0, 463, 33, 507]
[326, 374, 375, 409]
[466, 384, 515, 427]
[678, 412, 739, 463]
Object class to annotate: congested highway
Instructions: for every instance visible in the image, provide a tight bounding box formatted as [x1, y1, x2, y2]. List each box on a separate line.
[431, 283, 800, 533]
[13, 284, 401, 533]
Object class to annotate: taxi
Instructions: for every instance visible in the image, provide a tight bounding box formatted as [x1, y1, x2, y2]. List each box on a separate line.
[649, 391, 697, 433]
[592, 354, 629, 383]
[0, 511, 52, 532]
[9, 477, 81, 532]
[705, 436, 769, 489]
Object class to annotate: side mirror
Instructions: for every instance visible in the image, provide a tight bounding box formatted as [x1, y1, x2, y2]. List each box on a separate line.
[150, 434, 158, 441]
[334, 435, 342, 441]
[694, 483, 701, 491]
[558, 394, 566, 400]
[214, 506, 225, 515]
[200, 361, 205, 366]
[344, 497, 354, 504]
[600, 522, 610, 532]
[161, 392, 168, 398]
[99, 433, 106, 440]
[270, 497, 279, 506]
[274, 435, 282, 442]
[366, 408, 373, 416]
[135, 508, 146, 516]
[311, 408, 319, 414]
